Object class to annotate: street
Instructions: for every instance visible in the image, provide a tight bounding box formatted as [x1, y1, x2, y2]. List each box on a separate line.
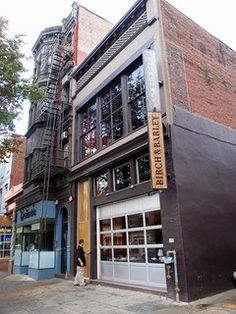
[0, 271, 236, 313]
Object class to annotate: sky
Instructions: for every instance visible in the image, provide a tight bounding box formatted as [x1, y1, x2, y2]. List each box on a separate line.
[1, 0, 236, 135]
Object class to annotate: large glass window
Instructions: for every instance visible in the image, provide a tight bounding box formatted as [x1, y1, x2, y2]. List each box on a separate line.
[128, 63, 147, 131]
[80, 101, 97, 158]
[101, 82, 123, 147]
[99, 209, 163, 265]
[78, 57, 148, 160]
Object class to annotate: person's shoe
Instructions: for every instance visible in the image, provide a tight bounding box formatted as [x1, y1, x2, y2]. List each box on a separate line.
[73, 283, 79, 286]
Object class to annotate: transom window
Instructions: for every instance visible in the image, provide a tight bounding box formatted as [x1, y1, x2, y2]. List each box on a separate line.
[94, 153, 150, 196]
[113, 163, 131, 191]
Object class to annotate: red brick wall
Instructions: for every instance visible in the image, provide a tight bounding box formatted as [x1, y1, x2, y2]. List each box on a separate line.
[160, 0, 236, 128]
[76, 6, 113, 65]
[10, 135, 26, 188]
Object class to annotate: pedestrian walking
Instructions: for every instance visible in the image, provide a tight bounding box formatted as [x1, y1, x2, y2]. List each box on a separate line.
[74, 239, 87, 286]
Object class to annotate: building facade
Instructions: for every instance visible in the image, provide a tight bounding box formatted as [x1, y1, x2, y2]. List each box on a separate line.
[14, 3, 112, 280]
[70, 0, 236, 302]
[0, 134, 26, 258]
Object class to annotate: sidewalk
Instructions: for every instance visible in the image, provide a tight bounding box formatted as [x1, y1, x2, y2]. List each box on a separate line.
[0, 272, 235, 314]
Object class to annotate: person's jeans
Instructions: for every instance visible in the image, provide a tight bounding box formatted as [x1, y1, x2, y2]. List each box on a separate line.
[74, 266, 85, 286]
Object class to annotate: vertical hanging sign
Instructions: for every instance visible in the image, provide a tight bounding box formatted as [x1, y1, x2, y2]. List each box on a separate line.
[147, 111, 167, 189]
[143, 49, 167, 189]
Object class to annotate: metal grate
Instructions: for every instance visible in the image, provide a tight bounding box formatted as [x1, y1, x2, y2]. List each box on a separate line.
[76, 11, 148, 92]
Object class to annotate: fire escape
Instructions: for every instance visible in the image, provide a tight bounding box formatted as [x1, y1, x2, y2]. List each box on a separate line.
[32, 32, 69, 209]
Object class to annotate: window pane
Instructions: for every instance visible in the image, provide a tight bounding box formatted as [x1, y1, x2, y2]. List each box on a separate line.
[145, 211, 161, 226]
[113, 108, 123, 125]
[41, 224, 54, 251]
[146, 229, 163, 244]
[128, 213, 143, 228]
[147, 248, 164, 264]
[128, 231, 144, 245]
[130, 96, 147, 131]
[137, 155, 150, 183]
[82, 129, 97, 158]
[112, 94, 122, 112]
[113, 216, 126, 230]
[101, 93, 110, 119]
[82, 102, 97, 133]
[101, 248, 112, 261]
[128, 64, 145, 101]
[129, 248, 145, 263]
[114, 248, 127, 262]
[101, 118, 111, 147]
[96, 172, 108, 196]
[112, 123, 123, 141]
[111, 83, 121, 99]
[100, 219, 111, 231]
[114, 164, 131, 190]
[113, 232, 127, 245]
[88, 102, 97, 128]
[100, 233, 112, 246]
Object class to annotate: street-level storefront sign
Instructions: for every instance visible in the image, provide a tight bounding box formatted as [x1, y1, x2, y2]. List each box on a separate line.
[148, 111, 167, 189]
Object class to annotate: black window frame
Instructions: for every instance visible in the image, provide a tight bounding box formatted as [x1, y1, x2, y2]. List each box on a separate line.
[78, 57, 147, 161]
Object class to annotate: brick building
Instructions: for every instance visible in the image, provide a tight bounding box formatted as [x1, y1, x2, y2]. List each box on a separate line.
[0, 134, 25, 258]
[70, 0, 236, 302]
[14, 3, 112, 280]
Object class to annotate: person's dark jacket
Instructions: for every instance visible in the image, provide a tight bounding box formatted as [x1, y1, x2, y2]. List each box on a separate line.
[76, 245, 86, 267]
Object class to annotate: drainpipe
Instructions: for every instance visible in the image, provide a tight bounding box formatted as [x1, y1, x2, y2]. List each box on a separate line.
[167, 250, 180, 303]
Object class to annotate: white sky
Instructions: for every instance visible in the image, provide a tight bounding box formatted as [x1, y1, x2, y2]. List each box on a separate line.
[1, 0, 235, 135]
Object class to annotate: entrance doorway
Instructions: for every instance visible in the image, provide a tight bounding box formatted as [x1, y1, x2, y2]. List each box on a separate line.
[61, 207, 68, 274]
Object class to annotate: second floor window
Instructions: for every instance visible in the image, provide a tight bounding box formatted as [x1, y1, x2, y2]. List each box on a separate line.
[81, 101, 97, 158]
[128, 63, 147, 131]
[101, 82, 123, 148]
[78, 57, 147, 160]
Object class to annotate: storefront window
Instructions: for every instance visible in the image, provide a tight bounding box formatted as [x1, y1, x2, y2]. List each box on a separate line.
[128, 230, 144, 245]
[41, 224, 54, 251]
[145, 210, 161, 226]
[100, 219, 111, 231]
[113, 216, 126, 230]
[100, 210, 163, 265]
[137, 154, 150, 183]
[114, 248, 127, 262]
[114, 164, 131, 191]
[146, 229, 163, 244]
[113, 232, 126, 245]
[100, 233, 112, 246]
[128, 213, 143, 228]
[23, 226, 39, 251]
[129, 248, 145, 263]
[101, 248, 112, 261]
[96, 172, 108, 196]
[147, 248, 164, 264]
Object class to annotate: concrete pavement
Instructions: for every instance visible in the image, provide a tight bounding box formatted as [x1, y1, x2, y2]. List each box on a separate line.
[0, 272, 236, 313]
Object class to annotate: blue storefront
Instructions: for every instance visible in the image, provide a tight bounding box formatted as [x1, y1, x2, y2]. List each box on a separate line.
[14, 200, 57, 280]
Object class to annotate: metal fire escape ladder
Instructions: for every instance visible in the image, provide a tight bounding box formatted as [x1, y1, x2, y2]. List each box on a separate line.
[39, 33, 65, 229]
